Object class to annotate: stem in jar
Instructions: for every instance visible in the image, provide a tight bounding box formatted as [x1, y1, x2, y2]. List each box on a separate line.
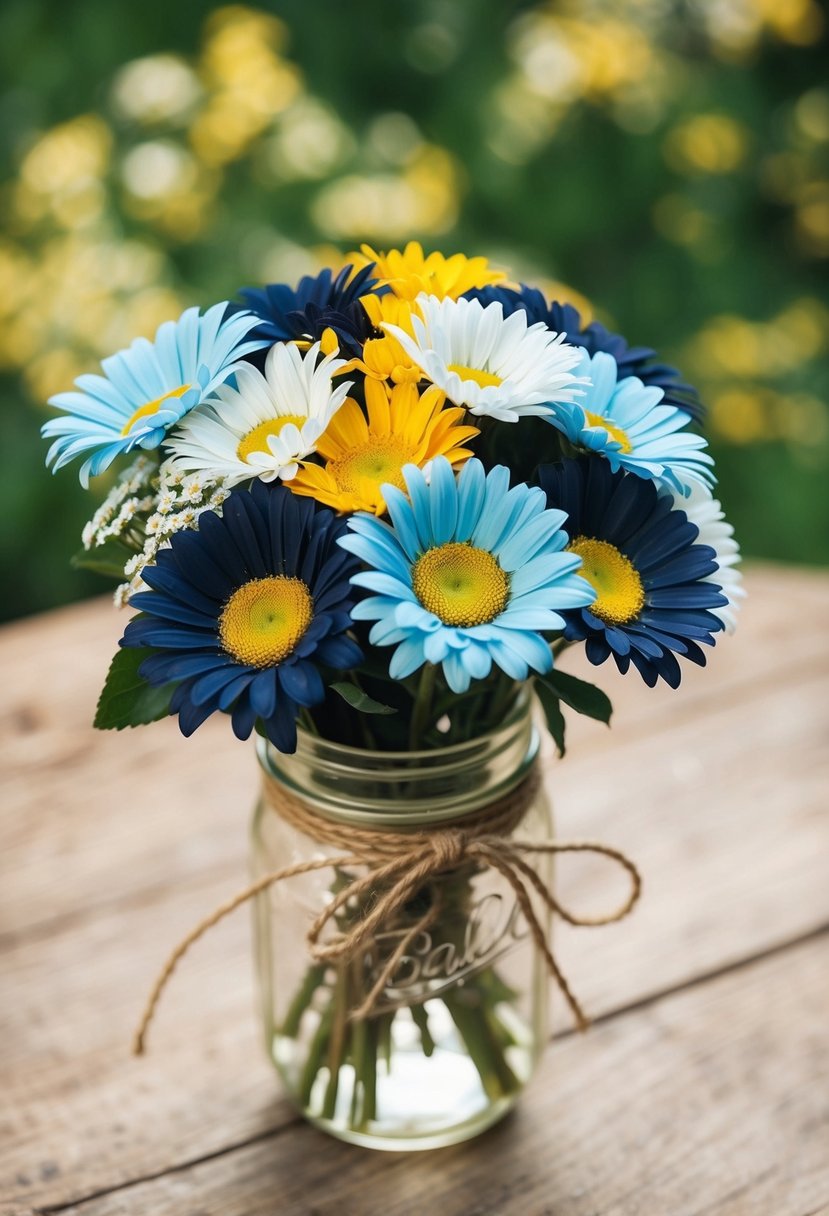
[378, 1011, 393, 1070]
[349, 1012, 368, 1126]
[442, 989, 520, 1100]
[410, 1001, 435, 1056]
[321, 965, 349, 1119]
[408, 663, 437, 750]
[298, 1000, 334, 1107]
[362, 1017, 378, 1124]
[280, 962, 327, 1039]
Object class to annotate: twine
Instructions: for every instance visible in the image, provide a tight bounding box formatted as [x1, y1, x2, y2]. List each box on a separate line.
[133, 764, 641, 1055]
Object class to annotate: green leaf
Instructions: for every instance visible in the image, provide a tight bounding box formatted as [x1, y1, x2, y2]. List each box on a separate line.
[537, 668, 612, 725]
[94, 646, 176, 730]
[330, 682, 397, 715]
[71, 540, 133, 580]
[534, 680, 566, 758]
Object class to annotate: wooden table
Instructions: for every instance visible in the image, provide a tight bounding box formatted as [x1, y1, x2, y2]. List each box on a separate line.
[2, 565, 828, 1216]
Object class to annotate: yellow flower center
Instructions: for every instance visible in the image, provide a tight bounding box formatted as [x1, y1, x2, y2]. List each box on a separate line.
[583, 410, 632, 454]
[219, 576, 313, 667]
[236, 415, 307, 462]
[446, 363, 503, 390]
[568, 537, 644, 626]
[412, 542, 510, 627]
[328, 436, 415, 496]
[121, 385, 190, 436]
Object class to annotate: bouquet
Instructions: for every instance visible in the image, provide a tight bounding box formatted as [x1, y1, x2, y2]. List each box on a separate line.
[43, 242, 742, 1138]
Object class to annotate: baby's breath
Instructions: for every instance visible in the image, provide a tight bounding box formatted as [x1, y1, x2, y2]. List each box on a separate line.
[85, 455, 232, 606]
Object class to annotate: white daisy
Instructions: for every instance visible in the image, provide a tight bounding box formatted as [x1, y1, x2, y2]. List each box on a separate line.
[675, 483, 744, 634]
[381, 293, 587, 423]
[164, 341, 352, 486]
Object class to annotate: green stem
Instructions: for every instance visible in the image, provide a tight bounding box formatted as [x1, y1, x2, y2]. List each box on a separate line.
[408, 663, 437, 750]
[298, 1001, 334, 1107]
[280, 963, 327, 1039]
[443, 986, 521, 1101]
[486, 674, 520, 724]
[378, 1012, 393, 1070]
[410, 1002, 435, 1056]
[349, 1012, 368, 1126]
[321, 965, 349, 1119]
[362, 1018, 378, 1125]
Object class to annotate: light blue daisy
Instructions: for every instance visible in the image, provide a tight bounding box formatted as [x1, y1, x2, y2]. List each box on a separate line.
[542, 349, 715, 497]
[339, 457, 595, 693]
[42, 304, 269, 486]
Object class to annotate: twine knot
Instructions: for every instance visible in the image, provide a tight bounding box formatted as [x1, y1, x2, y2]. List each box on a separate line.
[132, 767, 641, 1055]
[430, 827, 468, 870]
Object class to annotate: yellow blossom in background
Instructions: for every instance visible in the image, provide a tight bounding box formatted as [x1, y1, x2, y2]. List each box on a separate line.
[664, 113, 749, 175]
[12, 115, 111, 232]
[697, 0, 824, 60]
[311, 146, 461, 241]
[189, 6, 301, 167]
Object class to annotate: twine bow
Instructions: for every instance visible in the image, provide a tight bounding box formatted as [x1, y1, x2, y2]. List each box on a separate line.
[132, 772, 641, 1056]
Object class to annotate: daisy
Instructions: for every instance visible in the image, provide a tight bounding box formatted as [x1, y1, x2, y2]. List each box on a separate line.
[235, 262, 377, 357]
[467, 286, 704, 420]
[350, 241, 505, 301]
[42, 304, 267, 486]
[382, 294, 587, 423]
[542, 349, 714, 496]
[538, 458, 727, 688]
[339, 457, 594, 693]
[121, 482, 362, 753]
[288, 379, 478, 516]
[164, 341, 352, 486]
[674, 482, 744, 633]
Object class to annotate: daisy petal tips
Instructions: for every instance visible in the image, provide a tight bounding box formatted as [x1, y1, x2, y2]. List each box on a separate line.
[164, 341, 352, 488]
[42, 304, 269, 487]
[381, 294, 589, 423]
[542, 349, 715, 496]
[538, 458, 728, 689]
[338, 456, 596, 693]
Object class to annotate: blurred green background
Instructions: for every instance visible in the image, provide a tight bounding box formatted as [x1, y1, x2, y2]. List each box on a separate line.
[2, 0, 827, 622]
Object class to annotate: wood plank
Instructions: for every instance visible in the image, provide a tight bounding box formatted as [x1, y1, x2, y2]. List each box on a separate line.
[2, 567, 828, 1210]
[42, 933, 829, 1216]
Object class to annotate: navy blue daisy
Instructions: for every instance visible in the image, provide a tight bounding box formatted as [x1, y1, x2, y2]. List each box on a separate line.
[234, 263, 379, 357]
[466, 285, 703, 422]
[537, 458, 727, 688]
[120, 482, 362, 752]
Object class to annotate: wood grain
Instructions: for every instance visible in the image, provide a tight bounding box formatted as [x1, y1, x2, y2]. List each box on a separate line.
[1, 566, 828, 1215]
[45, 934, 829, 1216]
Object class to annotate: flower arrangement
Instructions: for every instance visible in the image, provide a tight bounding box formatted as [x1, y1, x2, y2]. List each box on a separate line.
[44, 242, 741, 750]
[43, 242, 742, 1142]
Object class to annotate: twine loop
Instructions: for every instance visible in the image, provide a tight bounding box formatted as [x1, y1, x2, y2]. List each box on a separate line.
[132, 765, 641, 1055]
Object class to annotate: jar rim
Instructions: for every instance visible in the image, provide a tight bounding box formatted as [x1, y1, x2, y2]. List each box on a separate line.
[299, 685, 530, 763]
[257, 687, 540, 827]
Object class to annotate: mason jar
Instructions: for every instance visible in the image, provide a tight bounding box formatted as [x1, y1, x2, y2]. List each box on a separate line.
[250, 692, 553, 1151]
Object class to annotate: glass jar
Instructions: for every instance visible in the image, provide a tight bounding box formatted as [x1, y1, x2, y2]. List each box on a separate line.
[250, 693, 553, 1151]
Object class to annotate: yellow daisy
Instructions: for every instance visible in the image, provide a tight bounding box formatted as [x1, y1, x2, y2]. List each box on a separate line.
[350, 241, 505, 301]
[289, 379, 479, 516]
